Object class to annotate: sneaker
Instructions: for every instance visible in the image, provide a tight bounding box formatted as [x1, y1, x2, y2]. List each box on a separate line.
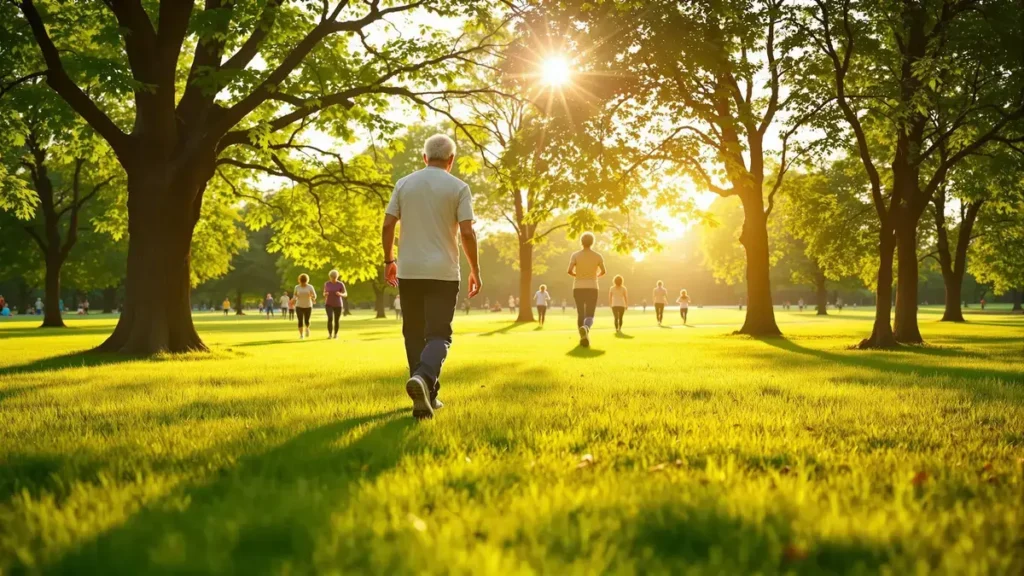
[304, 327, 310, 337]
[299, 333, 304, 340]
[578, 325, 590, 347]
[406, 375, 434, 420]
[432, 397, 444, 410]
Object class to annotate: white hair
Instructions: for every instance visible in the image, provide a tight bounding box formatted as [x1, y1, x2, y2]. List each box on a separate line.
[328, 269, 339, 280]
[423, 134, 456, 161]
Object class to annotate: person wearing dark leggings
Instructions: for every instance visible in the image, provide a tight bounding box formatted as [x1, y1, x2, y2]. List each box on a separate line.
[653, 280, 668, 326]
[567, 232, 606, 347]
[323, 269, 347, 339]
[293, 273, 317, 339]
[534, 284, 552, 327]
[609, 275, 628, 333]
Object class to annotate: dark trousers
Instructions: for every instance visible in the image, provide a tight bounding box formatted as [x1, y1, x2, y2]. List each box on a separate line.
[537, 305, 547, 323]
[573, 288, 599, 328]
[655, 303, 665, 323]
[296, 307, 311, 328]
[326, 305, 342, 335]
[680, 307, 689, 323]
[399, 279, 459, 393]
[612, 306, 625, 330]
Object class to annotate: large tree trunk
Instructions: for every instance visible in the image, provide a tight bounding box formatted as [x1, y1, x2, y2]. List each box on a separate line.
[815, 267, 828, 316]
[41, 253, 65, 328]
[373, 266, 388, 318]
[737, 198, 781, 336]
[516, 234, 535, 323]
[893, 220, 923, 343]
[940, 271, 964, 322]
[1013, 288, 1022, 312]
[859, 228, 898, 349]
[102, 286, 117, 314]
[96, 176, 205, 354]
[235, 289, 244, 315]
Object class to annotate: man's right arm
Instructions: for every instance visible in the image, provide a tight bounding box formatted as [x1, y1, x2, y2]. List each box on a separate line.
[382, 214, 399, 287]
[459, 220, 482, 297]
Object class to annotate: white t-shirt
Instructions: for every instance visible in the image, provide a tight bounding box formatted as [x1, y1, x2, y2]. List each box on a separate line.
[293, 285, 316, 308]
[534, 291, 551, 307]
[569, 249, 605, 290]
[609, 285, 628, 307]
[653, 286, 668, 304]
[677, 295, 690, 309]
[279, 295, 290, 309]
[385, 166, 475, 282]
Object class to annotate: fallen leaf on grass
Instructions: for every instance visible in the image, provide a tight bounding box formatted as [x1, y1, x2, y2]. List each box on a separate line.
[981, 462, 993, 473]
[912, 471, 928, 486]
[783, 544, 807, 562]
[779, 466, 792, 476]
[648, 463, 667, 473]
[577, 454, 594, 469]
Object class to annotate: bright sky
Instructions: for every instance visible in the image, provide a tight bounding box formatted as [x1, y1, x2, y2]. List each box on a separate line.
[293, 5, 722, 259]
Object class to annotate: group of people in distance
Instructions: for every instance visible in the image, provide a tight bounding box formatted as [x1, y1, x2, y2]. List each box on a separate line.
[564, 233, 693, 346]
[219, 270, 348, 340]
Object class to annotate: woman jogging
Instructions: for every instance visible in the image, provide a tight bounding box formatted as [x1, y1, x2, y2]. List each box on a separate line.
[323, 270, 346, 339]
[222, 297, 231, 315]
[293, 273, 316, 339]
[288, 293, 295, 320]
[567, 232, 606, 347]
[279, 293, 291, 319]
[534, 284, 552, 327]
[652, 281, 668, 326]
[609, 275, 628, 333]
[264, 293, 275, 318]
[677, 289, 691, 324]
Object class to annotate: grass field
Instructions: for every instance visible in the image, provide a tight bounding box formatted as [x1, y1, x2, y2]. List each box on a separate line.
[1, 305, 1022, 574]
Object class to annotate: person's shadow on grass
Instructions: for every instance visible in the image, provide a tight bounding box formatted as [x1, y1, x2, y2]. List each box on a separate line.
[51, 408, 414, 574]
[567, 346, 606, 358]
[614, 332, 635, 339]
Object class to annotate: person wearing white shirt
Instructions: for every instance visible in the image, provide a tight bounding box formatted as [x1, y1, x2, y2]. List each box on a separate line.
[652, 280, 668, 326]
[382, 134, 481, 420]
[279, 293, 290, 320]
[534, 285, 552, 327]
[293, 274, 317, 339]
[609, 275, 629, 333]
[677, 289, 692, 324]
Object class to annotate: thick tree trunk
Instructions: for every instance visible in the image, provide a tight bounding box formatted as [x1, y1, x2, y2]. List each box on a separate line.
[1013, 288, 1022, 312]
[41, 254, 65, 328]
[940, 271, 964, 322]
[516, 236, 535, 323]
[96, 177, 205, 354]
[893, 222, 922, 344]
[102, 286, 117, 314]
[737, 199, 781, 336]
[815, 267, 828, 316]
[343, 297, 351, 316]
[235, 289, 244, 315]
[859, 229, 898, 349]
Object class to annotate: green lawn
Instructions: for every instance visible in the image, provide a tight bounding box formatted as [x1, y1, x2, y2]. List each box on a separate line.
[1, 306, 1022, 574]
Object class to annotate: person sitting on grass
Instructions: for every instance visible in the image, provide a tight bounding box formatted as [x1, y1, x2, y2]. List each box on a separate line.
[677, 289, 691, 324]
[567, 232, 606, 348]
[382, 133, 481, 420]
[609, 275, 628, 334]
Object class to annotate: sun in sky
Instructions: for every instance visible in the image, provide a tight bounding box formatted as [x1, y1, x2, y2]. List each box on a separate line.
[540, 55, 572, 87]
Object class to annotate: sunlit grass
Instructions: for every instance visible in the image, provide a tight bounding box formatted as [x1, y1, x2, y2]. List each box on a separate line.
[1, 306, 1022, 574]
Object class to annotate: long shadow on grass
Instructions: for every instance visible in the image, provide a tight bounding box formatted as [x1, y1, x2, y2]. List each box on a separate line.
[47, 409, 412, 574]
[479, 321, 532, 336]
[0, 351, 139, 380]
[759, 337, 1024, 392]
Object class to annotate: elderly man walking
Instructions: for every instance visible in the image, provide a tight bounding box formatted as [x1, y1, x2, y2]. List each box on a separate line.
[382, 134, 482, 419]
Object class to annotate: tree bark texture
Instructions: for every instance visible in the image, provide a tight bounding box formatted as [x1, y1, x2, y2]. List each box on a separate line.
[737, 197, 781, 336]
